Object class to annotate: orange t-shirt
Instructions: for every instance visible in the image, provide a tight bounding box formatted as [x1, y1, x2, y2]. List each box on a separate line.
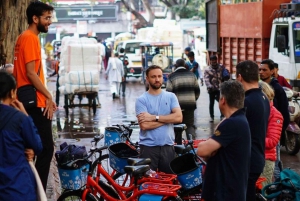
[13, 30, 47, 108]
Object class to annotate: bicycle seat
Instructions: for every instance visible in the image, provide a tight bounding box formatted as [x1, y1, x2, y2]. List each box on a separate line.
[127, 158, 151, 166]
[124, 165, 150, 178]
[174, 145, 192, 155]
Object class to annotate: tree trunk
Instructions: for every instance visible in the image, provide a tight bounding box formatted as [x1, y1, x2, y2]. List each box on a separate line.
[121, 0, 148, 28]
[141, 0, 155, 26]
[0, 0, 30, 64]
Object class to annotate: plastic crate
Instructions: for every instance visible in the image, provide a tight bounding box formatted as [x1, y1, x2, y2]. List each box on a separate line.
[108, 143, 139, 174]
[170, 153, 202, 189]
[104, 126, 126, 146]
[58, 163, 89, 190]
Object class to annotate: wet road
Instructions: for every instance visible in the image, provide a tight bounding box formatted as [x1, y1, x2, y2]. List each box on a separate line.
[47, 71, 300, 198]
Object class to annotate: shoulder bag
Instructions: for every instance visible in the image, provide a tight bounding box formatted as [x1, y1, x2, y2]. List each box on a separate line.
[17, 64, 41, 110]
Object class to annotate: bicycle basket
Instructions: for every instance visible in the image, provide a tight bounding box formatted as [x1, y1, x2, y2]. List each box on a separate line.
[104, 126, 126, 146]
[108, 143, 139, 174]
[170, 153, 202, 189]
[58, 163, 90, 190]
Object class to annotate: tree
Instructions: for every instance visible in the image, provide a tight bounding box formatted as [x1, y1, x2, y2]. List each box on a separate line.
[159, 0, 205, 19]
[0, 0, 31, 65]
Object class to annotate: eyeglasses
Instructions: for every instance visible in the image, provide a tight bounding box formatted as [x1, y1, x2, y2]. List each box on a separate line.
[39, 16, 53, 21]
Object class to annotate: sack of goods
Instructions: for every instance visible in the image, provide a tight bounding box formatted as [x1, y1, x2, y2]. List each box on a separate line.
[58, 37, 102, 94]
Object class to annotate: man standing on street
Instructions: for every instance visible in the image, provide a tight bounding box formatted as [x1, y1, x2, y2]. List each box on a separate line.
[136, 65, 182, 173]
[105, 52, 124, 99]
[186, 51, 204, 86]
[13, 1, 56, 191]
[260, 59, 290, 180]
[166, 59, 200, 140]
[204, 55, 224, 122]
[197, 80, 251, 201]
[236, 60, 270, 201]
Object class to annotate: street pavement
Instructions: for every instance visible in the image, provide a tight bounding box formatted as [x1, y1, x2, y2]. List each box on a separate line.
[46, 71, 300, 200]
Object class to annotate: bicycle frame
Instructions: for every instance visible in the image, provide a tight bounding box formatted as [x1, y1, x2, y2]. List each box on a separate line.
[84, 163, 181, 201]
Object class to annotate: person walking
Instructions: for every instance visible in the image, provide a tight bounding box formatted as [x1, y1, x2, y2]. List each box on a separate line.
[236, 60, 270, 201]
[0, 71, 43, 200]
[204, 55, 224, 122]
[105, 52, 124, 99]
[259, 81, 283, 186]
[186, 51, 204, 86]
[260, 59, 290, 180]
[49, 51, 60, 106]
[119, 48, 128, 97]
[197, 80, 251, 201]
[13, 1, 56, 191]
[166, 59, 200, 140]
[135, 65, 182, 173]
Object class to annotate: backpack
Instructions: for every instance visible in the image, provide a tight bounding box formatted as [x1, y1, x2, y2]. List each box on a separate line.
[262, 168, 300, 200]
[220, 64, 230, 81]
[55, 142, 87, 168]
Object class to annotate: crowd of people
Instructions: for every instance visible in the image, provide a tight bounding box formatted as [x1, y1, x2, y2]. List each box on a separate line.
[0, 1, 293, 200]
[136, 54, 290, 201]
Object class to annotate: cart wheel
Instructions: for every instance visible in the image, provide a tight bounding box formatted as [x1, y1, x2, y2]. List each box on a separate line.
[64, 94, 69, 117]
[92, 97, 97, 115]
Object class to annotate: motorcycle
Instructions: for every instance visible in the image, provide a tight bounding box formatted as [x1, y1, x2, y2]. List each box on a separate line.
[282, 87, 300, 155]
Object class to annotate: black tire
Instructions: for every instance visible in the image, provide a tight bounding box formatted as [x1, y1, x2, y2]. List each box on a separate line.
[57, 189, 98, 201]
[285, 131, 300, 155]
[98, 180, 120, 201]
[92, 97, 97, 115]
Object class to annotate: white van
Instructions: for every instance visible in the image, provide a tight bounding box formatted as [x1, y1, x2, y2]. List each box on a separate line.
[116, 39, 148, 78]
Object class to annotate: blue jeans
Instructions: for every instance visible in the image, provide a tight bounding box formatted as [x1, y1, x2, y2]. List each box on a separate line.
[273, 143, 281, 181]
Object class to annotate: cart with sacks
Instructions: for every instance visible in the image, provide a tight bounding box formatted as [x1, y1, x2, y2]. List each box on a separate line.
[58, 37, 102, 117]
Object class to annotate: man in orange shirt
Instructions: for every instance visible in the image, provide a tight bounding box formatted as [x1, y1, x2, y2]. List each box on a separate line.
[13, 1, 56, 191]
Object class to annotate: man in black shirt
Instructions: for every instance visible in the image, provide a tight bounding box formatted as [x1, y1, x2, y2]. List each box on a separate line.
[236, 60, 270, 201]
[197, 80, 251, 201]
[260, 59, 289, 180]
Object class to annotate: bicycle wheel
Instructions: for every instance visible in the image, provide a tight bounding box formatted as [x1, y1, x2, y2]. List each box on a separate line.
[57, 189, 98, 201]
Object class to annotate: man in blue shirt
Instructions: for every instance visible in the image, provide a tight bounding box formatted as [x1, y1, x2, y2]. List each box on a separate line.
[197, 80, 251, 201]
[135, 65, 182, 173]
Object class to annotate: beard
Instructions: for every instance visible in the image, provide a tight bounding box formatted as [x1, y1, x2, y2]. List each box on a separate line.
[37, 22, 48, 33]
[149, 82, 162, 90]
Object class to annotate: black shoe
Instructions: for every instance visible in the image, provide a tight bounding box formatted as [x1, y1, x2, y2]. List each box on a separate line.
[209, 117, 214, 122]
[112, 93, 116, 99]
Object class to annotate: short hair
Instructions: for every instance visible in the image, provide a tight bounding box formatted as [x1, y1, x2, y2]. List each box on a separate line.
[261, 59, 275, 70]
[0, 71, 16, 99]
[274, 63, 278, 69]
[120, 48, 125, 53]
[184, 47, 191, 52]
[259, 81, 274, 101]
[146, 65, 163, 77]
[114, 52, 119, 57]
[236, 60, 259, 83]
[187, 51, 195, 57]
[175, 59, 185, 67]
[220, 80, 245, 109]
[26, 1, 54, 24]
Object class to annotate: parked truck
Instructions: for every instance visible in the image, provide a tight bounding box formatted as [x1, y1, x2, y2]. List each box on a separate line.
[205, 0, 300, 85]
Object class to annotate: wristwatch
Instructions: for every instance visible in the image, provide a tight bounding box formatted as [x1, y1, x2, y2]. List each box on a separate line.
[155, 116, 159, 122]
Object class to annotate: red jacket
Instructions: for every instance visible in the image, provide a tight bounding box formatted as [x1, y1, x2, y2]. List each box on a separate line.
[265, 102, 283, 161]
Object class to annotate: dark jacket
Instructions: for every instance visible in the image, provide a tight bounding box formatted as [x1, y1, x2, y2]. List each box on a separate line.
[270, 78, 290, 131]
[166, 67, 200, 110]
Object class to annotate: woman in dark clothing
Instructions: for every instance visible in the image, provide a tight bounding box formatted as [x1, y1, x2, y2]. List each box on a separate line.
[0, 71, 43, 201]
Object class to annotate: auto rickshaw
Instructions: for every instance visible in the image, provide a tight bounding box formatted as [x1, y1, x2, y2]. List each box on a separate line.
[140, 42, 174, 90]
